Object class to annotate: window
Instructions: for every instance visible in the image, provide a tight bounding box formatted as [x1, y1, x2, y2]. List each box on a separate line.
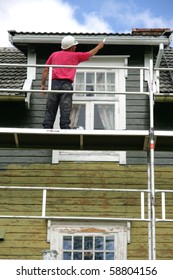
[62, 234, 116, 260]
[71, 69, 118, 130]
[53, 56, 128, 164]
[48, 221, 128, 260]
[74, 71, 116, 94]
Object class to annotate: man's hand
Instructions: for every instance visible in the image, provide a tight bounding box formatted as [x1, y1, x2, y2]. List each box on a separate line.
[89, 41, 105, 56]
[98, 41, 104, 49]
[41, 67, 49, 96]
[41, 85, 47, 96]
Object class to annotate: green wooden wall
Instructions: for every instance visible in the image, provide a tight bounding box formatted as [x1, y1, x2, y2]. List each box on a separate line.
[0, 162, 173, 259]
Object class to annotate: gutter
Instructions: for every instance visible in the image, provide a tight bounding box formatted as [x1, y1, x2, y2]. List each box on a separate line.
[0, 95, 25, 102]
[9, 33, 171, 47]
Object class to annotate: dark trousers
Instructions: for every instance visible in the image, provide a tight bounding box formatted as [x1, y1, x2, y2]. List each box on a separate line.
[43, 79, 73, 129]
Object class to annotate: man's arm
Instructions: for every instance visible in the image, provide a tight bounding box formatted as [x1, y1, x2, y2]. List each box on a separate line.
[41, 67, 49, 93]
[89, 42, 104, 57]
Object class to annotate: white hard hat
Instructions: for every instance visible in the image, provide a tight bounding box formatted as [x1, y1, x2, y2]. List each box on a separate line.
[61, 35, 78, 50]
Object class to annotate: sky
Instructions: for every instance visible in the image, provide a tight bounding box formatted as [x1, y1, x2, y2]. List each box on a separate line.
[0, 0, 173, 47]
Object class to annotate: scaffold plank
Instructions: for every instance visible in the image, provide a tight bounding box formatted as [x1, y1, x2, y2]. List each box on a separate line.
[0, 128, 149, 151]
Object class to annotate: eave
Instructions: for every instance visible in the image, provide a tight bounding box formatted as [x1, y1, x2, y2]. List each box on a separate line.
[8, 31, 172, 48]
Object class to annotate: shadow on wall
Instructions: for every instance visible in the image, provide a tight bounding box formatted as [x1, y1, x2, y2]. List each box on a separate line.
[154, 103, 173, 130]
[0, 102, 29, 127]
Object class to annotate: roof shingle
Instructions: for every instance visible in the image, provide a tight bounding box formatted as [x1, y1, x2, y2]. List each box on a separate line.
[159, 47, 173, 93]
[0, 47, 27, 90]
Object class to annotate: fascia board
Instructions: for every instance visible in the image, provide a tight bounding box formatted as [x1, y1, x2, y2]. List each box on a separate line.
[9, 34, 171, 46]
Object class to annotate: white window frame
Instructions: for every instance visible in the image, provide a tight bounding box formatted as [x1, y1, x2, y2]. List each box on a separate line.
[71, 100, 118, 130]
[53, 56, 128, 164]
[24, 47, 36, 109]
[48, 220, 129, 260]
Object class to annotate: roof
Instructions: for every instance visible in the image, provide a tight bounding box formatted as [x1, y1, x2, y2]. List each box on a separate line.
[0, 47, 27, 92]
[8, 29, 172, 50]
[159, 47, 173, 93]
[9, 28, 172, 38]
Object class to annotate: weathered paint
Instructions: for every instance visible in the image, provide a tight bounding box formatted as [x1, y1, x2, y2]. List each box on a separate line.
[0, 162, 173, 259]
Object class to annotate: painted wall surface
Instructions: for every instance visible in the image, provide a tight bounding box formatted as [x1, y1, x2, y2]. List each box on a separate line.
[0, 44, 173, 260]
[0, 162, 173, 260]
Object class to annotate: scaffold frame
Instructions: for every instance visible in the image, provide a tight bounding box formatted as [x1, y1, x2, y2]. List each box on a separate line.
[0, 60, 173, 260]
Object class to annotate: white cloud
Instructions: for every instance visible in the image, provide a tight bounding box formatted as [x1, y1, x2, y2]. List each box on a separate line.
[1, 0, 173, 47]
[0, 0, 112, 47]
[100, 0, 173, 30]
[81, 12, 113, 33]
[117, 10, 172, 28]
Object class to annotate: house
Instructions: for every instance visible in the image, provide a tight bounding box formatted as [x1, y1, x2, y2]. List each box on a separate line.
[0, 28, 173, 260]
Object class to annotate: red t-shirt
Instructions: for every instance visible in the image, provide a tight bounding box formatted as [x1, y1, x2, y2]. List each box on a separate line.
[45, 50, 91, 82]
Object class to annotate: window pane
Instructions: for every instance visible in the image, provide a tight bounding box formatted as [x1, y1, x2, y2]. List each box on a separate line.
[86, 73, 94, 83]
[95, 236, 104, 250]
[84, 252, 93, 260]
[95, 252, 104, 260]
[106, 236, 114, 250]
[86, 73, 94, 92]
[94, 105, 115, 130]
[74, 236, 82, 250]
[107, 73, 115, 84]
[106, 252, 115, 260]
[86, 85, 94, 92]
[94, 106, 105, 129]
[75, 104, 85, 128]
[84, 236, 93, 250]
[96, 73, 105, 92]
[96, 72, 105, 83]
[74, 252, 82, 260]
[63, 236, 72, 250]
[96, 85, 105, 91]
[107, 85, 115, 91]
[107, 73, 115, 92]
[75, 73, 85, 91]
[76, 72, 84, 82]
[63, 252, 71, 260]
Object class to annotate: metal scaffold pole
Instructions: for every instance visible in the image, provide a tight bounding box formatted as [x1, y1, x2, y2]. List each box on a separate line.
[149, 59, 156, 260]
[147, 150, 152, 259]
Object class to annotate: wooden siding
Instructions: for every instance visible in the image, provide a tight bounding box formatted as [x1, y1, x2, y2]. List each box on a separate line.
[0, 162, 173, 260]
[1, 45, 173, 164]
[0, 46, 150, 165]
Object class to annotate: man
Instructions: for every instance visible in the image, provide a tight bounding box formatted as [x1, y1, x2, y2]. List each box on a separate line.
[41, 35, 104, 129]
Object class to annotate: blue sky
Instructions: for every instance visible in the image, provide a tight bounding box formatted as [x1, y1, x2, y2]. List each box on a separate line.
[0, 0, 173, 47]
[69, 0, 173, 31]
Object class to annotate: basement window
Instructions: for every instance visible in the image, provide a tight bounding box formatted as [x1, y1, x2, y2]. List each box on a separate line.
[48, 221, 129, 260]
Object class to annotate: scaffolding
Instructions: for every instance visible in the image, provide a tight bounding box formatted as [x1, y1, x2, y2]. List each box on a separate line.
[0, 60, 173, 260]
